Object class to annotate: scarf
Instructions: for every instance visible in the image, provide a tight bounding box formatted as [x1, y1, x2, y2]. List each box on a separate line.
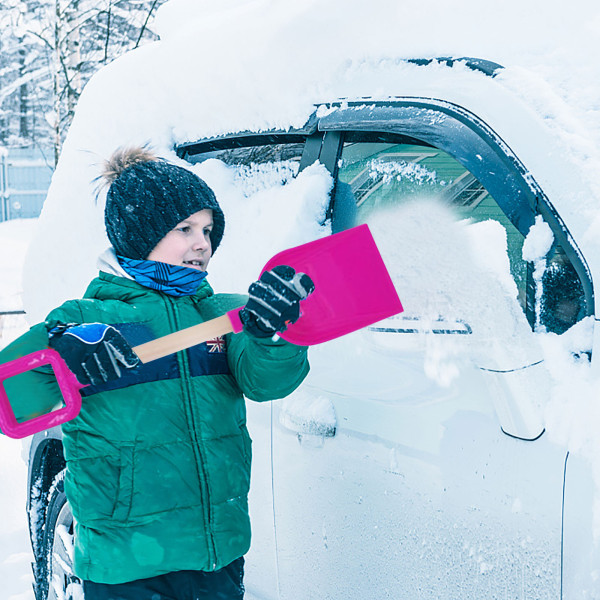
[117, 255, 208, 297]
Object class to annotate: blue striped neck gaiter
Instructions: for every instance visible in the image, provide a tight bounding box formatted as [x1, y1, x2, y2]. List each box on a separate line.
[117, 255, 208, 297]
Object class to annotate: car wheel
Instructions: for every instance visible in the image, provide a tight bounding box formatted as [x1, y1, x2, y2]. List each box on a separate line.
[38, 470, 84, 600]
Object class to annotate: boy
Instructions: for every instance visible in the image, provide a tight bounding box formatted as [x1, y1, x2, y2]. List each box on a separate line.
[0, 147, 313, 599]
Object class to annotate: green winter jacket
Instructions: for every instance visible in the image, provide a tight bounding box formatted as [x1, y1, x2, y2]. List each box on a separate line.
[0, 271, 309, 583]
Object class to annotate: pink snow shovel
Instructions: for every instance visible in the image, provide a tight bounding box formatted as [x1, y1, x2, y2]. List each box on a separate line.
[0, 224, 403, 439]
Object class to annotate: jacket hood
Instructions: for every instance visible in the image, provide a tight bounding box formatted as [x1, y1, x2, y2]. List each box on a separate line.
[97, 247, 132, 279]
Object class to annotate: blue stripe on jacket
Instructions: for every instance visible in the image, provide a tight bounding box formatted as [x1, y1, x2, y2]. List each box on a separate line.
[81, 322, 230, 396]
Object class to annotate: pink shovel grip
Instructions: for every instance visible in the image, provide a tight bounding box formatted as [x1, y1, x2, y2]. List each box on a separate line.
[0, 348, 84, 439]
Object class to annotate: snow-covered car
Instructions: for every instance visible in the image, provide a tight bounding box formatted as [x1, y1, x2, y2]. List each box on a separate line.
[21, 2, 600, 599]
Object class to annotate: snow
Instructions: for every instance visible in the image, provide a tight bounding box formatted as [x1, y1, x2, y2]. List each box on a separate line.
[522, 216, 555, 263]
[279, 389, 337, 438]
[0, 219, 37, 315]
[0, 219, 38, 599]
[522, 216, 555, 330]
[366, 201, 539, 377]
[3, 0, 600, 596]
[368, 159, 438, 186]
[21, 0, 600, 322]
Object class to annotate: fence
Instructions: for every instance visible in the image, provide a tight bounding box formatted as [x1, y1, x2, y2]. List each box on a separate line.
[0, 147, 53, 221]
[0, 313, 28, 347]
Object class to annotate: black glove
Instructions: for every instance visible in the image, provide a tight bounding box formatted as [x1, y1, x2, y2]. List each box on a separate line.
[48, 323, 140, 386]
[239, 265, 315, 338]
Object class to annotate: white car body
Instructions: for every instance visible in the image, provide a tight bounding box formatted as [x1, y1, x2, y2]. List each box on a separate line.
[22, 2, 600, 599]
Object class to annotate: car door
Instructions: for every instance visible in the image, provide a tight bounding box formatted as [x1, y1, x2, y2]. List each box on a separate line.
[270, 103, 592, 599]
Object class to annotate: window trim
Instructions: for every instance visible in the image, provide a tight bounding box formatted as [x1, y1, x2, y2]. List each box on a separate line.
[316, 99, 594, 321]
[176, 114, 320, 169]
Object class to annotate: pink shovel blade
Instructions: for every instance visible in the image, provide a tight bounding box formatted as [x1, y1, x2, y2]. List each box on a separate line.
[0, 348, 83, 439]
[260, 224, 403, 345]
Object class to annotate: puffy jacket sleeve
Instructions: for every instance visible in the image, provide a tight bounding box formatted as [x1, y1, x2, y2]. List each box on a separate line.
[194, 292, 310, 402]
[226, 332, 309, 402]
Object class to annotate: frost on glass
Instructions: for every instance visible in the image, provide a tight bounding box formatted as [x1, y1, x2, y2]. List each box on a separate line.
[232, 160, 299, 197]
[338, 141, 531, 333]
[540, 253, 585, 334]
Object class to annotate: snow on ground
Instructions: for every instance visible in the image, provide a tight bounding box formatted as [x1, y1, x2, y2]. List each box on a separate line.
[0, 219, 38, 599]
[0, 219, 37, 315]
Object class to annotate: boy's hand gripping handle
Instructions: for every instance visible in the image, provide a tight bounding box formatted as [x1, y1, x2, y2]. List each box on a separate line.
[133, 265, 313, 363]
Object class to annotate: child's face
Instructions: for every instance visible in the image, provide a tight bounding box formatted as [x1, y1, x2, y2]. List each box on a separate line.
[147, 209, 213, 271]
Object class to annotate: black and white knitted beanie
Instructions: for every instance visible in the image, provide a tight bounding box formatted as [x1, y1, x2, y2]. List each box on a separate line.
[102, 147, 225, 260]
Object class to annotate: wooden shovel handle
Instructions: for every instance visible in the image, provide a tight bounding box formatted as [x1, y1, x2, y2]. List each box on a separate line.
[132, 309, 244, 364]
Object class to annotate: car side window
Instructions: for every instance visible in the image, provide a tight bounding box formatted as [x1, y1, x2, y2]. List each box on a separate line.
[179, 141, 308, 198]
[184, 142, 306, 168]
[334, 133, 586, 334]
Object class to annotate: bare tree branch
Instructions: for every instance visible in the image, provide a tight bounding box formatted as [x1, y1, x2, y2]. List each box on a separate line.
[0, 0, 166, 151]
[135, 0, 159, 49]
[103, 0, 112, 63]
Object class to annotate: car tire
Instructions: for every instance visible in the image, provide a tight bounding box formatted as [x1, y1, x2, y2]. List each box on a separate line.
[37, 469, 84, 600]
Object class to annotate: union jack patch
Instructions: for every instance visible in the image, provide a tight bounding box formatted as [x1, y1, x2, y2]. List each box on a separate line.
[206, 336, 226, 353]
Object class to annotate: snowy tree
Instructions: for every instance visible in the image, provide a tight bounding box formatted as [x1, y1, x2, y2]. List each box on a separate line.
[0, 0, 166, 164]
[0, 6, 42, 147]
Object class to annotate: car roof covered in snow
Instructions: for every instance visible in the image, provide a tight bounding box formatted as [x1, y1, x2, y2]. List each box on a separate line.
[23, 0, 600, 321]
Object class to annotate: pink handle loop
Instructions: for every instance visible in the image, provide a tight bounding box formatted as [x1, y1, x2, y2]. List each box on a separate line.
[0, 348, 84, 439]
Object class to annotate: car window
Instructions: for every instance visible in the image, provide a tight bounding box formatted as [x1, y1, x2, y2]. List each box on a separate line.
[180, 140, 308, 198]
[334, 133, 586, 334]
[184, 142, 305, 168]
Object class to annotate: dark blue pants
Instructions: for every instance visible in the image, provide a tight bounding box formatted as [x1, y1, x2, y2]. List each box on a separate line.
[82, 557, 244, 600]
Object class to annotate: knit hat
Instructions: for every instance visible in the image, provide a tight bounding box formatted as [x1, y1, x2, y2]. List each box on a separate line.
[101, 147, 225, 260]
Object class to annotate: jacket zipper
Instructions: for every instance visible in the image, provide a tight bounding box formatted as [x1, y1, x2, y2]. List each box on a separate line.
[164, 295, 217, 569]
